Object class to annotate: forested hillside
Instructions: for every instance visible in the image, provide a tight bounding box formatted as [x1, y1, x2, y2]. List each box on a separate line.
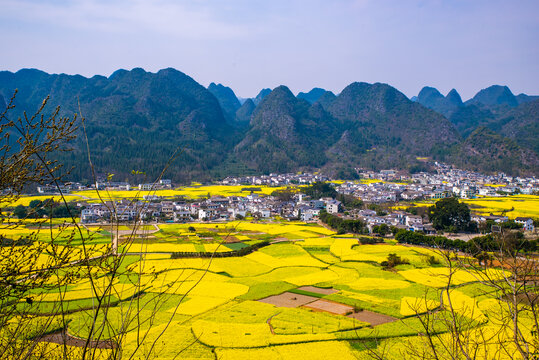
[1, 68, 538, 182]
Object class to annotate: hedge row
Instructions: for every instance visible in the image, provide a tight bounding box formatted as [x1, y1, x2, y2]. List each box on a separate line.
[395, 230, 538, 254]
[170, 240, 270, 259]
[319, 211, 368, 234]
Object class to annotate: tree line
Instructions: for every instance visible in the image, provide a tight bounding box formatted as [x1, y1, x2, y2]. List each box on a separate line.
[395, 229, 538, 255]
[12, 199, 82, 219]
[319, 211, 369, 234]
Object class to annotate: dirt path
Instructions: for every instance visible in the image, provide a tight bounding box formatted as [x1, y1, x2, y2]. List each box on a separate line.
[38, 330, 117, 349]
[266, 312, 280, 335]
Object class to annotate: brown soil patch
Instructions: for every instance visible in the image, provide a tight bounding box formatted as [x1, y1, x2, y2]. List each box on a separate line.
[258, 292, 318, 308]
[347, 310, 397, 326]
[303, 299, 353, 315]
[38, 330, 117, 349]
[501, 292, 539, 306]
[273, 237, 289, 241]
[297, 286, 338, 295]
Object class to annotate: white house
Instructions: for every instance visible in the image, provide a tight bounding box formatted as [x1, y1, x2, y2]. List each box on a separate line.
[515, 217, 535, 232]
[326, 200, 341, 214]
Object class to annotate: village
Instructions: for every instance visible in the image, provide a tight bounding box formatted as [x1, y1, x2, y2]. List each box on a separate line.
[55, 162, 536, 235]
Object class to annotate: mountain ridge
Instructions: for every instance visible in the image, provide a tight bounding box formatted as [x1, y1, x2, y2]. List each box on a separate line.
[1, 68, 537, 180]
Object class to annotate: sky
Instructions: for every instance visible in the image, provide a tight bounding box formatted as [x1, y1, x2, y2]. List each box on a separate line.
[1, 0, 538, 100]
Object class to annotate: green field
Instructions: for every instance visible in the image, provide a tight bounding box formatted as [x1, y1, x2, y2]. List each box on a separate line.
[2, 219, 534, 359]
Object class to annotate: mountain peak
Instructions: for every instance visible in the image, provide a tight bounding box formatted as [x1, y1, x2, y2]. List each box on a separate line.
[207, 83, 241, 123]
[270, 85, 295, 97]
[418, 86, 444, 103]
[253, 88, 271, 105]
[333, 82, 410, 115]
[446, 89, 463, 105]
[297, 87, 327, 104]
[234, 98, 255, 127]
[315, 91, 337, 109]
[255, 85, 297, 112]
[416, 86, 463, 117]
[469, 85, 518, 107]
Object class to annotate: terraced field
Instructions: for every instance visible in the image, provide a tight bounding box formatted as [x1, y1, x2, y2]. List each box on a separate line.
[70, 184, 295, 202]
[2, 219, 535, 359]
[462, 194, 539, 219]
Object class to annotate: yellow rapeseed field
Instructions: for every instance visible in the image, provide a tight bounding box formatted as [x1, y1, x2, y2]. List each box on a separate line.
[398, 267, 507, 288]
[72, 184, 295, 201]
[461, 195, 539, 219]
[6, 195, 82, 207]
[284, 269, 339, 286]
[400, 296, 440, 316]
[4, 217, 534, 359]
[442, 290, 486, 322]
[346, 278, 411, 291]
[216, 340, 358, 360]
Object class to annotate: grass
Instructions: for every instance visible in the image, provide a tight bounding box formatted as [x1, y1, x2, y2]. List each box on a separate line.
[271, 307, 367, 334]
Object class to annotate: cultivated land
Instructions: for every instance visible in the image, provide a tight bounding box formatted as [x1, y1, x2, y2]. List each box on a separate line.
[3, 216, 534, 359]
[461, 194, 539, 219]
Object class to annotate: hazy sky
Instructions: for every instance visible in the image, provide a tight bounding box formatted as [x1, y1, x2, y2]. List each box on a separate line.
[1, 0, 538, 99]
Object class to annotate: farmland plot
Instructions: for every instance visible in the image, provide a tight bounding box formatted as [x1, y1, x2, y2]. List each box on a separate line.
[8, 219, 533, 359]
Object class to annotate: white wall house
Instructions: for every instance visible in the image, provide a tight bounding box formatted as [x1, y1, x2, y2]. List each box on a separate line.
[515, 217, 535, 232]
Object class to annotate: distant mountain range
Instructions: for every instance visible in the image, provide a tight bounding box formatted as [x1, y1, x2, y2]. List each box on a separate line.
[414, 85, 539, 156]
[0, 68, 537, 183]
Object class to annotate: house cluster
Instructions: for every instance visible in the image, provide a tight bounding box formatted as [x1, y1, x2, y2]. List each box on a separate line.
[78, 192, 438, 234]
[349, 209, 435, 234]
[335, 163, 538, 204]
[220, 173, 330, 186]
[47, 161, 536, 234]
[79, 193, 343, 224]
[470, 214, 535, 232]
[37, 179, 174, 194]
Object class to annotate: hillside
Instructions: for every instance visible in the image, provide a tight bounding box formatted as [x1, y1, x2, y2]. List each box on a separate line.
[234, 98, 256, 127]
[0, 68, 237, 183]
[315, 91, 337, 110]
[327, 82, 460, 156]
[466, 85, 519, 108]
[1, 68, 538, 180]
[207, 83, 241, 123]
[416, 86, 463, 117]
[297, 88, 327, 104]
[448, 127, 539, 175]
[494, 99, 539, 155]
[234, 86, 339, 173]
[414, 85, 539, 165]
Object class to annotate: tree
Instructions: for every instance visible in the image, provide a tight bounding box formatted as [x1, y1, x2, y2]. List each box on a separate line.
[379, 230, 539, 360]
[0, 92, 77, 206]
[0, 92, 90, 358]
[373, 223, 389, 236]
[336, 194, 364, 209]
[303, 182, 337, 199]
[271, 188, 296, 201]
[380, 253, 409, 268]
[13, 204, 27, 219]
[429, 197, 475, 232]
[0, 92, 197, 360]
